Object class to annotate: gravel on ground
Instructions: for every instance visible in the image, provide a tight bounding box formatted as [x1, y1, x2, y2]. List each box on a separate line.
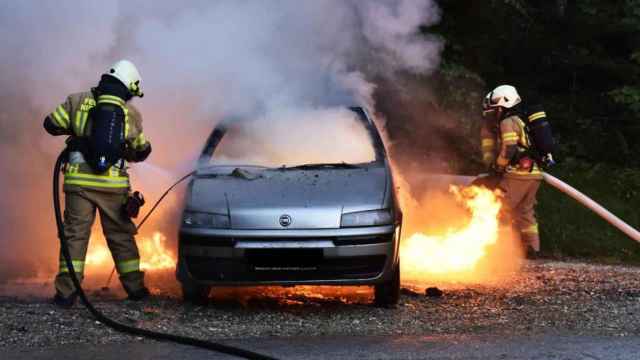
[1, 260, 639, 349]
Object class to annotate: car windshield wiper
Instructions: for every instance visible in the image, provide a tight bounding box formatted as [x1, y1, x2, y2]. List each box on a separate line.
[279, 162, 362, 170]
[196, 165, 270, 178]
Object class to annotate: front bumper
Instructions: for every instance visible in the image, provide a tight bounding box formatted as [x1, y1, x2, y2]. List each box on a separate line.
[177, 225, 400, 286]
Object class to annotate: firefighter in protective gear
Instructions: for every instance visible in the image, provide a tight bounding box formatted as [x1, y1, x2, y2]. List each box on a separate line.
[44, 60, 152, 307]
[479, 85, 543, 256]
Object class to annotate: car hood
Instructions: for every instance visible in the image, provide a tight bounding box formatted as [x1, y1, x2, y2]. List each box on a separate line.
[187, 165, 388, 229]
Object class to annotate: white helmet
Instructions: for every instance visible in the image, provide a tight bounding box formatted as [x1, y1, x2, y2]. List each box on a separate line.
[105, 59, 144, 97]
[483, 85, 521, 109]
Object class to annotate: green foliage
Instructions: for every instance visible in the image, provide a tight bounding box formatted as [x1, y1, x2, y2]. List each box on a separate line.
[609, 86, 640, 115]
[433, 0, 640, 166]
[537, 163, 640, 263]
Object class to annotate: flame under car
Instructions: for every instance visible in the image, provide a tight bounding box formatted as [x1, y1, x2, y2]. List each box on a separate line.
[176, 107, 402, 306]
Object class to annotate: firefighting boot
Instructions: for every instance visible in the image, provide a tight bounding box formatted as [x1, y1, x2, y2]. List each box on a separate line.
[127, 287, 151, 301]
[120, 270, 150, 301]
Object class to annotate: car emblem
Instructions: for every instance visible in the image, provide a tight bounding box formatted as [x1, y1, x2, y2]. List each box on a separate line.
[279, 214, 292, 227]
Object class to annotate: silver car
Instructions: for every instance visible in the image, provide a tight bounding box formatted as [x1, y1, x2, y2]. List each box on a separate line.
[177, 107, 402, 306]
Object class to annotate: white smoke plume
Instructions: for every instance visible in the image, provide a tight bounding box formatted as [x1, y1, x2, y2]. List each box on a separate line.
[0, 0, 442, 281]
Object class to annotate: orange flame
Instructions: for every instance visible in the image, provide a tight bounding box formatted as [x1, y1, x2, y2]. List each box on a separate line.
[138, 232, 176, 271]
[400, 185, 508, 284]
[85, 231, 176, 273]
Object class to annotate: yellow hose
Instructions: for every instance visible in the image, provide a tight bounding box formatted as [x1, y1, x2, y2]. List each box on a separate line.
[542, 173, 640, 243]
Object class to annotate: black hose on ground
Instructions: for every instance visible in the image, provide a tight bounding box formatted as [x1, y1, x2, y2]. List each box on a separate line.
[53, 149, 278, 360]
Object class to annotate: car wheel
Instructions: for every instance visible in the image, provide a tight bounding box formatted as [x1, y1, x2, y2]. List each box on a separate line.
[374, 261, 400, 308]
[181, 281, 211, 305]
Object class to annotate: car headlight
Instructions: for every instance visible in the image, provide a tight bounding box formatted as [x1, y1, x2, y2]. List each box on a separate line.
[341, 209, 393, 228]
[182, 211, 230, 228]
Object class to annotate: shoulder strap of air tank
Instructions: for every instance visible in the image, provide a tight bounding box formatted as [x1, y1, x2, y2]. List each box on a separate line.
[94, 92, 129, 137]
[96, 94, 126, 107]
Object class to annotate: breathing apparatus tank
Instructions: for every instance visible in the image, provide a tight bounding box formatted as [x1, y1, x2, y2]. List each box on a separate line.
[84, 96, 127, 174]
[523, 104, 556, 167]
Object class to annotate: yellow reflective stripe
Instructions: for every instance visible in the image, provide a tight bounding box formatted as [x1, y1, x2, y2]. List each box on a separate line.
[483, 152, 494, 161]
[132, 133, 146, 148]
[116, 259, 140, 274]
[64, 172, 128, 181]
[502, 136, 519, 145]
[505, 167, 543, 179]
[64, 172, 130, 188]
[59, 259, 85, 274]
[79, 110, 89, 136]
[522, 224, 539, 234]
[64, 179, 130, 188]
[109, 165, 123, 178]
[123, 108, 130, 138]
[97, 95, 125, 107]
[73, 110, 82, 136]
[52, 105, 70, 128]
[67, 164, 80, 173]
[68, 162, 125, 177]
[481, 139, 495, 147]
[512, 168, 543, 175]
[97, 99, 125, 107]
[52, 111, 66, 128]
[57, 105, 70, 121]
[528, 112, 546, 122]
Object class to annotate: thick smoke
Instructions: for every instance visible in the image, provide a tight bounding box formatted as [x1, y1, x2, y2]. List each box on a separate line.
[0, 1, 442, 282]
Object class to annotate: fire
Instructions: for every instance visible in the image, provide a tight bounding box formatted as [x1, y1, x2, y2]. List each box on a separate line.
[85, 231, 176, 273]
[400, 185, 505, 283]
[138, 232, 176, 270]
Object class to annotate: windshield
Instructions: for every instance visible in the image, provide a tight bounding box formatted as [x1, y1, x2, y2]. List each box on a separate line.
[205, 108, 380, 168]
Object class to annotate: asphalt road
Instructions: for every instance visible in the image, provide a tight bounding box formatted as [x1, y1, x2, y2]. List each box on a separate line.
[6, 333, 640, 360]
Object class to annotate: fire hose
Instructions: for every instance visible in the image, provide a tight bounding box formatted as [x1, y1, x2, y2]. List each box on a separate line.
[542, 173, 640, 243]
[104, 170, 195, 288]
[53, 148, 278, 360]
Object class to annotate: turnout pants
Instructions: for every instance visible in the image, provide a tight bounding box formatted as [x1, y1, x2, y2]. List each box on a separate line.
[55, 187, 145, 298]
[497, 177, 542, 252]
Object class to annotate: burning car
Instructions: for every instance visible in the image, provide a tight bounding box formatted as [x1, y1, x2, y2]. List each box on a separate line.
[176, 107, 402, 306]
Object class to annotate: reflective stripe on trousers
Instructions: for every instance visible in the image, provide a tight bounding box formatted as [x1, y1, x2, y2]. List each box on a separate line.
[116, 259, 141, 274]
[59, 259, 85, 274]
[522, 224, 539, 235]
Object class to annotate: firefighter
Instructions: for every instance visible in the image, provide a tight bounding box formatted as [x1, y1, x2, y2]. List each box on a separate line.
[44, 60, 152, 307]
[479, 85, 542, 257]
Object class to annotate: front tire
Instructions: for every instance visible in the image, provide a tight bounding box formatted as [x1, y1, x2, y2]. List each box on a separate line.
[181, 280, 211, 305]
[374, 261, 400, 308]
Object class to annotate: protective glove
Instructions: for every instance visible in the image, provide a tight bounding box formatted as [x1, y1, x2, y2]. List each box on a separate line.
[122, 142, 152, 162]
[123, 191, 145, 218]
